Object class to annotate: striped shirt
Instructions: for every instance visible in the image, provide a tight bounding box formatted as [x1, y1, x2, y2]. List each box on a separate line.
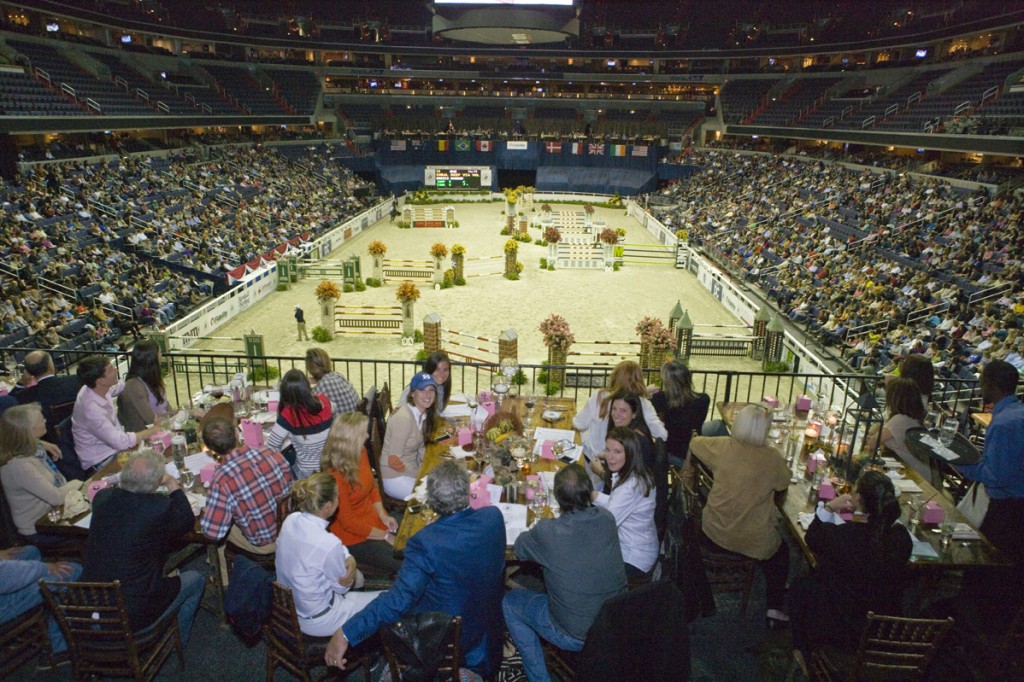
[266, 397, 333, 477]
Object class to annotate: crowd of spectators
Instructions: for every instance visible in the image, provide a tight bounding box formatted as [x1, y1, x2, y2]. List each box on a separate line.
[1, 142, 379, 358]
[652, 149, 1024, 383]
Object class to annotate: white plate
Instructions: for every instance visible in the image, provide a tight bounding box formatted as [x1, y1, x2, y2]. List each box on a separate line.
[541, 409, 563, 422]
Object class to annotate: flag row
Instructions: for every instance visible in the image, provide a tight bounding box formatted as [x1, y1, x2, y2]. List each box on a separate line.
[389, 139, 649, 157]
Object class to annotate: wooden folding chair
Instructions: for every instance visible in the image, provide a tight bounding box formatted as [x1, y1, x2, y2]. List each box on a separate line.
[0, 604, 53, 675]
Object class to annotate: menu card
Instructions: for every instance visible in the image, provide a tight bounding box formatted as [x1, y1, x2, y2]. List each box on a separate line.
[495, 502, 529, 545]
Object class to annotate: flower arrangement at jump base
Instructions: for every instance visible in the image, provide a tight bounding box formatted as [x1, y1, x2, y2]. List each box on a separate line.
[315, 279, 341, 302]
[539, 313, 574, 390]
[504, 239, 522, 280]
[451, 243, 466, 284]
[314, 280, 342, 340]
[396, 281, 420, 337]
[598, 228, 619, 245]
[635, 316, 677, 370]
[367, 240, 387, 286]
[429, 243, 449, 259]
[543, 227, 562, 244]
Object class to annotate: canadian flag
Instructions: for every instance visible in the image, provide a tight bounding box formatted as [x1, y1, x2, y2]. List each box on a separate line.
[545, 141, 562, 153]
[476, 140, 492, 152]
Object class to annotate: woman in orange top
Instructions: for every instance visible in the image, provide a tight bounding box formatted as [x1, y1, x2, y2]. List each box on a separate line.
[321, 412, 402, 575]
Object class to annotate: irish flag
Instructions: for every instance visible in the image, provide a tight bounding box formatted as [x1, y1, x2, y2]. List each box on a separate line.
[610, 144, 627, 157]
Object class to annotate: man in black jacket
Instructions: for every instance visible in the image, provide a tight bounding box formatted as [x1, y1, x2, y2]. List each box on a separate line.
[81, 451, 204, 645]
[12, 350, 80, 443]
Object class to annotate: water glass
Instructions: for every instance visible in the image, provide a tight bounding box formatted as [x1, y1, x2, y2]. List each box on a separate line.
[939, 418, 958, 446]
[47, 506, 62, 524]
[940, 521, 956, 549]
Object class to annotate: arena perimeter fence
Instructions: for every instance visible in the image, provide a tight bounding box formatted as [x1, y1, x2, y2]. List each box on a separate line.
[2, 347, 983, 423]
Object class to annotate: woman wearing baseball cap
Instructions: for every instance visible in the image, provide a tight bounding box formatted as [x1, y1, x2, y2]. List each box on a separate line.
[380, 373, 440, 500]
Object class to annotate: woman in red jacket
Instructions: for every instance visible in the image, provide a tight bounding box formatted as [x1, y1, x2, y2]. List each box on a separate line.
[321, 412, 402, 575]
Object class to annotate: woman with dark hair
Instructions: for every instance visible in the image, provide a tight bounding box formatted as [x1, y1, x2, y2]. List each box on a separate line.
[590, 427, 658, 578]
[399, 351, 452, 412]
[603, 392, 667, 530]
[651, 360, 710, 467]
[266, 369, 333, 479]
[878, 377, 934, 484]
[899, 354, 934, 411]
[573, 360, 667, 462]
[117, 339, 169, 432]
[381, 373, 440, 500]
[790, 470, 912, 662]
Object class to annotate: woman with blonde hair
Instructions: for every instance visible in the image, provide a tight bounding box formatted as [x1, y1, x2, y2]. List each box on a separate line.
[573, 360, 667, 462]
[688, 404, 792, 626]
[321, 412, 402, 574]
[0, 404, 79, 545]
[275, 473, 382, 637]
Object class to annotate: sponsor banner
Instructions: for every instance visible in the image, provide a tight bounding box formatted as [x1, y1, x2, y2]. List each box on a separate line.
[506, 140, 529, 150]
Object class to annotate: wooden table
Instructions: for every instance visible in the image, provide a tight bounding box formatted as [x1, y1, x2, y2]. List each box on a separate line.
[393, 396, 578, 558]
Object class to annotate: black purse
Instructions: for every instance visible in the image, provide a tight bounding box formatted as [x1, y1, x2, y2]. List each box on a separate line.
[381, 612, 456, 682]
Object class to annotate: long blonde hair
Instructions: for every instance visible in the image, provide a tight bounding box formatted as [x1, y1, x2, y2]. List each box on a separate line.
[0, 403, 43, 465]
[291, 472, 338, 515]
[320, 412, 369, 488]
[599, 360, 646, 418]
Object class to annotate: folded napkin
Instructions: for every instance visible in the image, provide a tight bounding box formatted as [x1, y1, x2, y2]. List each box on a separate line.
[447, 445, 472, 460]
[798, 512, 815, 530]
[62, 489, 90, 518]
[185, 492, 207, 515]
[405, 479, 429, 503]
[952, 523, 981, 541]
[918, 434, 960, 462]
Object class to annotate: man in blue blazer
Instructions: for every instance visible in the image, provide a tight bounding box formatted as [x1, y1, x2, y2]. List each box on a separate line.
[326, 460, 506, 678]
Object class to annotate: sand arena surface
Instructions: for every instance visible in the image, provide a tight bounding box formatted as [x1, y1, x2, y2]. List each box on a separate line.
[193, 201, 762, 374]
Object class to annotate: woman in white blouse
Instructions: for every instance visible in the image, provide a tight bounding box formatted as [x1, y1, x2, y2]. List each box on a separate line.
[275, 473, 382, 637]
[589, 426, 659, 579]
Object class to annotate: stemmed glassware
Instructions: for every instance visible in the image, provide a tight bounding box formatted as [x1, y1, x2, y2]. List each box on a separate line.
[524, 395, 537, 428]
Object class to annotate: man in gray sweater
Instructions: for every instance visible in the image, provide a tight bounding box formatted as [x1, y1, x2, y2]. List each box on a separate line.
[502, 463, 627, 682]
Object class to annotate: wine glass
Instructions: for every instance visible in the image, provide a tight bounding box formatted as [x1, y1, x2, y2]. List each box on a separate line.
[421, 505, 437, 525]
[180, 469, 196, 493]
[524, 395, 537, 428]
[907, 494, 923, 529]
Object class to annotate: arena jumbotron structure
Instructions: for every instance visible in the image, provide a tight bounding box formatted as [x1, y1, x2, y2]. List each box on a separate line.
[3, 0, 1024, 679]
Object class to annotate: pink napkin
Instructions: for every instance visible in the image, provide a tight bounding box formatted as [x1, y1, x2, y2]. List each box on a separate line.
[540, 440, 555, 460]
[457, 428, 473, 446]
[524, 474, 540, 500]
[152, 430, 173, 451]
[200, 463, 218, 484]
[240, 419, 264, 448]
[481, 401, 496, 417]
[762, 395, 780, 409]
[478, 390, 492, 402]
[469, 475, 492, 509]
[796, 395, 813, 411]
[266, 400, 279, 413]
[922, 502, 945, 524]
[818, 481, 836, 500]
[86, 480, 109, 502]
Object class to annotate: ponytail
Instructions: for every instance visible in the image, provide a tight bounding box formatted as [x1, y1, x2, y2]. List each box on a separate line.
[856, 470, 901, 547]
[290, 472, 337, 514]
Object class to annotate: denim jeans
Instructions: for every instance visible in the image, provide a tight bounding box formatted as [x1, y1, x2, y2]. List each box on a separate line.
[137, 570, 204, 647]
[0, 545, 83, 653]
[502, 589, 584, 682]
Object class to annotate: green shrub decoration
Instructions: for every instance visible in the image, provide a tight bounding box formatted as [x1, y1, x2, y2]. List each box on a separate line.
[247, 364, 281, 383]
[365, 278, 382, 287]
[354, 278, 367, 292]
[454, 276, 466, 286]
[343, 283, 354, 293]
[539, 257, 548, 269]
[414, 329, 424, 343]
[311, 326, 332, 342]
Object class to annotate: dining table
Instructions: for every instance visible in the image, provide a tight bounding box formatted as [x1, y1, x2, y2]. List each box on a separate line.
[711, 401, 1009, 570]
[392, 395, 579, 560]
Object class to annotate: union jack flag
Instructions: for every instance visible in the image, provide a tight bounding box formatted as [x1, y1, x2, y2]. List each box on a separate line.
[589, 143, 605, 155]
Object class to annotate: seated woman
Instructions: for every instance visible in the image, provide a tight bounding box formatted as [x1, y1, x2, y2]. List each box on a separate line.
[573, 360, 667, 463]
[650, 360, 710, 467]
[876, 377, 934, 485]
[380, 373, 439, 501]
[687, 404, 792, 625]
[899, 353, 934, 413]
[275, 473, 383, 637]
[605, 392, 667, 529]
[321, 412, 403, 575]
[590, 427, 659, 579]
[117, 339, 170, 433]
[266, 369, 334, 479]
[790, 471, 912, 663]
[0, 404, 80, 546]
[399, 351, 452, 414]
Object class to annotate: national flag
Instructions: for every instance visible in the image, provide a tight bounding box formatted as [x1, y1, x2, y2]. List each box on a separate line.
[390, 139, 406, 151]
[507, 140, 529, 150]
[589, 143, 605, 156]
[455, 138, 471, 152]
[545, 141, 562, 154]
[569, 142, 584, 155]
[410, 139, 423, 150]
[476, 140, 492, 152]
[437, 140, 449, 151]
[632, 145, 649, 157]
[610, 144, 626, 157]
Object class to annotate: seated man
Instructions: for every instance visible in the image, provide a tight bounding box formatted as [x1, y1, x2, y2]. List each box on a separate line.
[503, 463, 627, 682]
[81, 451, 203, 646]
[200, 415, 293, 584]
[0, 545, 81, 664]
[325, 461, 505, 679]
[11, 350, 81, 444]
[71, 356, 156, 472]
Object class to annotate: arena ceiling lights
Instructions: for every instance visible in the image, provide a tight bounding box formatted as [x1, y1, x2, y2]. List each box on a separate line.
[431, 0, 578, 45]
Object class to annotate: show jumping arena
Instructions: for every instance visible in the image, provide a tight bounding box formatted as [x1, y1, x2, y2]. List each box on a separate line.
[188, 198, 763, 374]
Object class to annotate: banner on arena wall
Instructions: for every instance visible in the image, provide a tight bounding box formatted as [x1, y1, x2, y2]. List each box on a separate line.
[545, 141, 562, 153]
[476, 140, 492, 152]
[437, 140, 449, 151]
[506, 141, 529, 150]
[589, 143, 604, 155]
[610, 145, 626, 157]
[411, 139, 423, 150]
[391, 140, 407, 151]
[632, 145, 649, 157]
[455, 139, 471, 152]
[570, 142, 583, 155]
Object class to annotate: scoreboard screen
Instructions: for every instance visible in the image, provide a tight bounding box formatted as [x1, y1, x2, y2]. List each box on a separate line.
[434, 168, 481, 190]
